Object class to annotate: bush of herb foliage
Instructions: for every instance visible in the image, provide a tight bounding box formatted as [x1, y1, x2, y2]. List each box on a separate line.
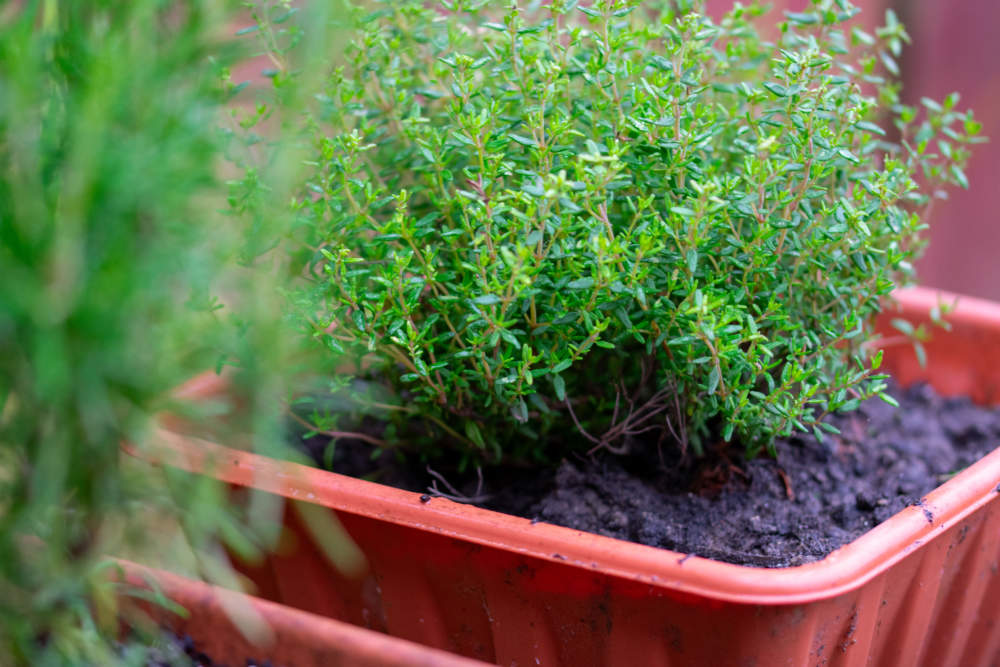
[288, 0, 980, 466]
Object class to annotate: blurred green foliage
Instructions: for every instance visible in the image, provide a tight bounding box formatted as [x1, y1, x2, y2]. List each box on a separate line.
[0, 1, 326, 663]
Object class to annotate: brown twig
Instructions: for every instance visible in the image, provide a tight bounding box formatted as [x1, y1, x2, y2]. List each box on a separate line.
[777, 467, 795, 501]
[426, 465, 492, 504]
[561, 358, 689, 459]
[287, 410, 387, 448]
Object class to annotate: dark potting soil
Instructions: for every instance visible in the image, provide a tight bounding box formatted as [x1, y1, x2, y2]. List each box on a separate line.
[140, 632, 276, 667]
[295, 382, 1000, 568]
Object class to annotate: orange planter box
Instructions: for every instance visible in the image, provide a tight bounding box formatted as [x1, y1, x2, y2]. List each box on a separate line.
[141, 287, 1000, 666]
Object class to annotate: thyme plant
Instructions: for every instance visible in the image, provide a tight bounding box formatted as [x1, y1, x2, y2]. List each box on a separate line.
[290, 0, 980, 464]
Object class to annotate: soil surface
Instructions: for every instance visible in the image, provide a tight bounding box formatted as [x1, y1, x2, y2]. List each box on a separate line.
[296, 382, 1000, 568]
[140, 633, 276, 667]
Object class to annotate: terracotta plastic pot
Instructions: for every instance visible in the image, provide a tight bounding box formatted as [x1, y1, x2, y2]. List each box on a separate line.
[140, 287, 1000, 666]
[113, 559, 487, 667]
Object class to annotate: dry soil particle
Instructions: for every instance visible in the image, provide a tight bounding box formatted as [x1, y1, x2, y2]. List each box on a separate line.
[301, 382, 1000, 568]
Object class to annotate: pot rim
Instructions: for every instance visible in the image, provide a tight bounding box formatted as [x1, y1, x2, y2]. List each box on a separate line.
[114, 559, 489, 666]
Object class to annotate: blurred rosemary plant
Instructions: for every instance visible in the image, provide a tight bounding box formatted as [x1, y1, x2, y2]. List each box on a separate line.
[0, 1, 334, 662]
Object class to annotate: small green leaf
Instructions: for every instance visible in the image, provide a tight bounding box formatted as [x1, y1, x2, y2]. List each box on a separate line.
[879, 51, 899, 76]
[838, 398, 861, 412]
[509, 134, 537, 147]
[465, 421, 487, 449]
[498, 329, 521, 348]
[351, 309, 366, 331]
[707, 366, 720, 394]
[951, 165, 969, 189]
[722, 421, 735, 442]
[855, 121, 886, 136]
[837, 148, 860, 164]
[552, 359, 572, 374]
[553, 375, 566, 401]
[762, 82, 787, 97]
[323, 442, 337, 470]
[891, 318, 914, 336]
[877, 392, 899, 407]
[785, 11, 819, 25]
